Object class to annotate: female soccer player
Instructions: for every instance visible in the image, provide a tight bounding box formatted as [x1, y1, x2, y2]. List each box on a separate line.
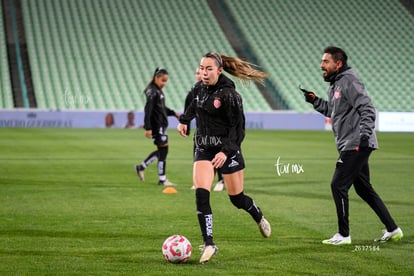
[187, 67, 225, 191]
[136, 68, 179, 186]
[177, 52, 271, 264]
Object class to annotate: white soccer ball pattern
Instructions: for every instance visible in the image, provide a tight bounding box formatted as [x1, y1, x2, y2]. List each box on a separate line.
[162, 234, 192, 263]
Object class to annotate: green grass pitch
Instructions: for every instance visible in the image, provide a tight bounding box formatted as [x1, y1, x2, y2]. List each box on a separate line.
[0, 128, 413, 275]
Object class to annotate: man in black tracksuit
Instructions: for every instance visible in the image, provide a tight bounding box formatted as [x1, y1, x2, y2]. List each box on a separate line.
[301, 46, 403, 245]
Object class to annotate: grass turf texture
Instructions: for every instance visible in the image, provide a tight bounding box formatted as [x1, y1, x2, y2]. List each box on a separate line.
[0, 128, 413, 275]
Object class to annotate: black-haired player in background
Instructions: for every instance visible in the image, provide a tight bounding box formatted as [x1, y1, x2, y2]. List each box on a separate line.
[136, 68, 180, 186]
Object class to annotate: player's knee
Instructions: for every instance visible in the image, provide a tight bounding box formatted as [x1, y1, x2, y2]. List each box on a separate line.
[354, 185, 371, 198]
[229, 192, 247, 209]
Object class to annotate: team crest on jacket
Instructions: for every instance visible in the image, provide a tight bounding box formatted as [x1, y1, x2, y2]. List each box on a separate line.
[213, 98, 221, 109]
[334, 90, 341, 99]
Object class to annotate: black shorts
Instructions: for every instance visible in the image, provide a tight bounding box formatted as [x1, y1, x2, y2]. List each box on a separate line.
[152, 127, 168, 146]
[194, 147, 245, 174]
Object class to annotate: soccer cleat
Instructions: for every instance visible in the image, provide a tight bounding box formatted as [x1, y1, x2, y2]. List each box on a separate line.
[213, 179, 225, 191]
[258, 217, 271, 238]
[135, 165, 145, 181]
[159, 179, 176, 186]
[199, 244, 219, 264]
[322, 233, 351, 245]
[374, 227, 403, 242]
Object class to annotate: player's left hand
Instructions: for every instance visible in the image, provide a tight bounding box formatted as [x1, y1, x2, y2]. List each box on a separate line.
[212, 152, 227, 169]
[144, 130, 152, 138]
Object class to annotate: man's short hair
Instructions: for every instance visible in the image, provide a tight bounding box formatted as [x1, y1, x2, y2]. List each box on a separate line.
[324, 46, 348, 66]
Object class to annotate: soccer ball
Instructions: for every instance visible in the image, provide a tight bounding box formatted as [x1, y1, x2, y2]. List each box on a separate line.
[162, 234, 192, 263]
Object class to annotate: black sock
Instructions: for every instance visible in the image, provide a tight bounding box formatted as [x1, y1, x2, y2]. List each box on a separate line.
[196, 188, 214, 245]
[157, 146, 168, 181]
[229, 192, 263, 223]
[217, 169, 223, 181]
[142, 150, 158, 168]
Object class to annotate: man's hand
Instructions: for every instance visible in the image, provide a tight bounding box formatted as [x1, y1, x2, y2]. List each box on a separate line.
[299, 85, 318, 104]
[144, 129, 152, 139]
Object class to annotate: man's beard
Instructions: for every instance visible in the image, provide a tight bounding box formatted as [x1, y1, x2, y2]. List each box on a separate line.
[323, 71, 337, 82]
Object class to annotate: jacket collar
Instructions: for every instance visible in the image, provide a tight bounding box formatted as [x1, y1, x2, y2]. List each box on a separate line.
[325, 65, 351, 84]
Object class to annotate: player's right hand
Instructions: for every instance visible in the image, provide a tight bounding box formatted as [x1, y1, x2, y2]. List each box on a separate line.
[177, 123, 188, 137]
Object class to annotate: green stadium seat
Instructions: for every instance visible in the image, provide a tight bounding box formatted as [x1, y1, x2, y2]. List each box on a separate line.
[21, 0, 272, 111]
[0, 4, 14, 108]
[225, 0, 414, 112]
[15, 0, 414, 112]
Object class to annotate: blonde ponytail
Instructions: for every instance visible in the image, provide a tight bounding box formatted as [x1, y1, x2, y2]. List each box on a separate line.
[221, 55, 267, 85]
[203, 52, 267, 85]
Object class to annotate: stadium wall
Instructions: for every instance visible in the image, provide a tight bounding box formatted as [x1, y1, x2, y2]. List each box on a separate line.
[0, 109, 413, 132]
[0, 109, 325, 130]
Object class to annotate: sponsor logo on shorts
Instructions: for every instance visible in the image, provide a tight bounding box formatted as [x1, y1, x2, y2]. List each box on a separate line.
[228, 155, 239, 168]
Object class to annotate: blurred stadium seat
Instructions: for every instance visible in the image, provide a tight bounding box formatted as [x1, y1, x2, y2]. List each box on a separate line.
[226, 0, 414, 112]
[21, 0, 271, 111]
[0, 3, 14, 108]
[2, 0, 412, 112]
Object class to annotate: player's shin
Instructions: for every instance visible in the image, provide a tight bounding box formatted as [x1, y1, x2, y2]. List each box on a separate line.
[196, 188, 214, 245]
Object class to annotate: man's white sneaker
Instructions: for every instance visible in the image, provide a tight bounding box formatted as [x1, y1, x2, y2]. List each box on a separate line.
[199, 244, 219, 264]
[135, 165, 145, 181]
[213, 180, 225, 191]
[322, 233, 351, 245]
[374, 227, 403, 242]
[159, 180, 176, 186]
[258, 217, 271, 238]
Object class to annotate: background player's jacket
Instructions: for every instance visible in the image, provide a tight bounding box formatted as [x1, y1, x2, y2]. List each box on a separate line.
[313, 67, 378, 152]
[183, 83, 198, 136]
[143, 83, 176, 132]
[179, 74, 245, 156]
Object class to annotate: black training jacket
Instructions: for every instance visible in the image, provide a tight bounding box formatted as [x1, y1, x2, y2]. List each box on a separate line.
[179, 74, 245, 156]
[143, 83, 176, 132]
